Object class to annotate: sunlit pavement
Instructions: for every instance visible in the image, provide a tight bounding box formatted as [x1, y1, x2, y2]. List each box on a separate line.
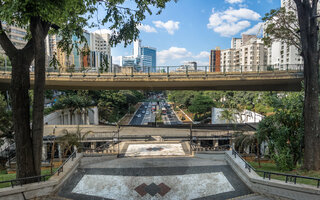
[58, 154, 253, 199]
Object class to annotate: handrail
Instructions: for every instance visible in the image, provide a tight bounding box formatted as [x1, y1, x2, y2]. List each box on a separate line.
[0, 151, 77, 188]
[231, 148, 320, 188]
[0, 65, 305, 78]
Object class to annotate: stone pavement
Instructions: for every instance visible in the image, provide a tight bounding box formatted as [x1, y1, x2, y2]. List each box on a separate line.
[57, 155, 253, 200]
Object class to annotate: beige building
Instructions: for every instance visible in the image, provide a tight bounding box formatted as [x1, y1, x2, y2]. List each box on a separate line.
[0, 23, 28, 60]
[221, 35, 268, 72]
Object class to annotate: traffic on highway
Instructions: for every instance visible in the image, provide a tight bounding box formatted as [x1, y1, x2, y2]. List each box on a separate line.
[129, 96, 182, 125]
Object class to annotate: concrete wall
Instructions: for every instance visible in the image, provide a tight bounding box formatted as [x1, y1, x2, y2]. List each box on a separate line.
[224, 151, 320, 200]
[44, 107, 99, 125]
[0, 153, 82, 200]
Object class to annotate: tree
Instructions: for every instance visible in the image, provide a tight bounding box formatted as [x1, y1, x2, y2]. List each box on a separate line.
[188, 94, 214, 118]
[54, 93, 94, 125]
[58, 126, 92, 157]
[257, 92, 304, 171]
[219, 109, 236, 123]
[263, 0, 320, 170]
[0, 0, 175, 179]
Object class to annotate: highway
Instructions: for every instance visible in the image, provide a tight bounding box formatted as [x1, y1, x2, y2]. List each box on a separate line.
[129, 101, 182, 125]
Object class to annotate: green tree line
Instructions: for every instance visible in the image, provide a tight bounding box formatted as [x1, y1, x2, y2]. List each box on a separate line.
[46, 90, 144, 123]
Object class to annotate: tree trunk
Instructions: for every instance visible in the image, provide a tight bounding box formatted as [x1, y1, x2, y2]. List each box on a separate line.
[294, 0, 320, 170]
[11, 54, 36, 179]
[30, 17, 50, 176]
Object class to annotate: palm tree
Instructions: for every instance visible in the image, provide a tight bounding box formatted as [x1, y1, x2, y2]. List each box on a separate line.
[57, 126, 92, 157]
[219, 109, 236, 123]
[234, 132, 261, 168]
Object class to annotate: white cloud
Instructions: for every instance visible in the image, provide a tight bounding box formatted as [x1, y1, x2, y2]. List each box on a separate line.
[137, 24, 157, 33]
[153, 20, 180, 35]
[194, 51, 210, 59]
[207, 7, 261, 37]
[157, 47, 209, 65]
[242, 22, 264, 36]
[225, 0, 244, 3]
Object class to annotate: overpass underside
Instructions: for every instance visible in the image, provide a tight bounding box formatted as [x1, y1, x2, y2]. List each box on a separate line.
[0, 71, 303, 91]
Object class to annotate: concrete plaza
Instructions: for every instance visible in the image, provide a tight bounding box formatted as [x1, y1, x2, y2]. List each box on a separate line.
[58, 155, 253, 199]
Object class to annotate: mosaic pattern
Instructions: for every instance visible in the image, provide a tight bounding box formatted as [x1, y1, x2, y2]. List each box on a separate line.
[71, 172, 234, 199]
[135, 183, 171, 197]
[125, 143, 185, 157]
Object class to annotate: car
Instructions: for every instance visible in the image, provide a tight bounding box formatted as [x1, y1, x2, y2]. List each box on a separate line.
[145, 106, 147, 108]
[142, 111, 145, 114]
[146, 111, 150, 115]
[137, 114, 142, 118]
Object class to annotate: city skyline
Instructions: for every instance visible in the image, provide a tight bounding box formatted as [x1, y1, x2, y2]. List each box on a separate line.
[89, 0, 281, 66]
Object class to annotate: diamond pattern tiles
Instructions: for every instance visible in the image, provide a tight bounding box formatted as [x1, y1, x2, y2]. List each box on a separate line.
[135, 183, 171, 197]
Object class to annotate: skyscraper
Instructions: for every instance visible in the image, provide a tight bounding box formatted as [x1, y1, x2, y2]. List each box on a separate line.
[140, 46, 156, 72]
[209, 47, 221, 72]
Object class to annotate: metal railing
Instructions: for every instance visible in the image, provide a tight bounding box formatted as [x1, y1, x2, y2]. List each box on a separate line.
[0, 151, 77, 188]
[0, 65, 304, 79]
[231, 148, 320, 188]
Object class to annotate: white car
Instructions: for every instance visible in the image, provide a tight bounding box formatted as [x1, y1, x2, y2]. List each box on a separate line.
[142, 111, 145, 114]
[146, 111, 150, 115]
[137, 114, 141, 118]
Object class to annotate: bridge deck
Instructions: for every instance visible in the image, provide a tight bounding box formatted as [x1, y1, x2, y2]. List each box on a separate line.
[0, 71, 303, 91]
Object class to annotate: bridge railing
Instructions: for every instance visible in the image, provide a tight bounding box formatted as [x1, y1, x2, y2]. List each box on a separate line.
[0, 64, 304, 78]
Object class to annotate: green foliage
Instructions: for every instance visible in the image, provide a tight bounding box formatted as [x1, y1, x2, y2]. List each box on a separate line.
[219, 109, 236, 123]
[52, 90, 144, 123]
[262, 7, 300, 50]
[257, 92, 304, 171]
[44, 90, 54, 99]
[234, 133, 257, 154]
[0, 94, 13, 146]
[58, 126, 92, 155]
[188, 94, 214, 115]
[168, 91, 275, 116]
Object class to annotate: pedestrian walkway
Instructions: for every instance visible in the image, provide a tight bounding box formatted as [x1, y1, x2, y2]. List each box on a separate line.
[57, 155, 253, 199]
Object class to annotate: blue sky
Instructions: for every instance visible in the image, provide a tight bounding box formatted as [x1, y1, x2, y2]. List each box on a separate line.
[90, 0, 281, 66]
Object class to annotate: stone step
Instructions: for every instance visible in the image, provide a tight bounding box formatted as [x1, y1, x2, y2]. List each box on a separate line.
[230, 193, 275, 200]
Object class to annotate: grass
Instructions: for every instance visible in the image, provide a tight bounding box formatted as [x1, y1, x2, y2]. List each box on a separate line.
[249, 161, 320, 187]
[0, 168, 57, 188]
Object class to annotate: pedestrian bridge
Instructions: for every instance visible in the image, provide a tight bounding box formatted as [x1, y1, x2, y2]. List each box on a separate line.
[0, 65, 304, 91]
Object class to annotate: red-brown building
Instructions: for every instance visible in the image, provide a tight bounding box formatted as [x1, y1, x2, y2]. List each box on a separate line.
[209, 47, 221, 72]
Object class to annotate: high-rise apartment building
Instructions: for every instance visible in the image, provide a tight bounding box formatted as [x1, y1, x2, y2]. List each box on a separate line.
[221, 35, 267, 72]
[46, 31, 111, 72]
[0, 23, 27, 58]
[265, 0, 306, 69]
[231, 38, 242, 49]
[209, 47, 221, 72]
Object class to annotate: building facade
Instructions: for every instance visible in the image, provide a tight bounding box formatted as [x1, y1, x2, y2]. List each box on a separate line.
[0, 23, 28, 66]
[221, 35, 267, 72]
[209, 47, 221, 72]
[121, 39, 156, 72]
[141, 46, 156, 72]
[45, 31, 111, 72]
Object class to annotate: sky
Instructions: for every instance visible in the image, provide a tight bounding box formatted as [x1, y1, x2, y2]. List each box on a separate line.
[89, 0, 281, 66]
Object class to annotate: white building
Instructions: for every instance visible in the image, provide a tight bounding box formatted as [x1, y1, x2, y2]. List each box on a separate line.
[211, 107, 264, 124]
[221, 35, 267, 72]
[44, 107, 99, 125]
[231, 38, 242, 49]
[265, 0, 307, 69]
[90, 31, 112, 69]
